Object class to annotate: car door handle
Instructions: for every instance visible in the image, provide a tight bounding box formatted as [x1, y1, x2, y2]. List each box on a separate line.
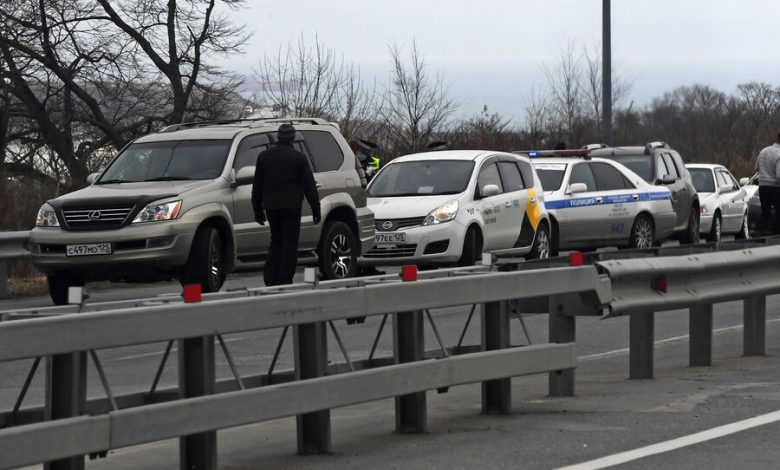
[505, 201, 513, 208]
[632, 194, 639, 201]
[315, 182, 323, 189]
[529, 197, 536, 204]
[595, 197, 604, 203]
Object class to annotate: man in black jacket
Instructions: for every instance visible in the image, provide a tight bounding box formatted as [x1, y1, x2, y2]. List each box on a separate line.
[252, 124, 321, 286]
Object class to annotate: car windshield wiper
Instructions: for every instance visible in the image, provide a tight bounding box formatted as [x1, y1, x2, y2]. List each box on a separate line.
[95, 179, 137, 184]
[144, 176, 195, 182]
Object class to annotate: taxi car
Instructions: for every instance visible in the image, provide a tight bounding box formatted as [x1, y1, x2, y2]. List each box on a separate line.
[523, 150, 677, 253]
[361, 150, 551, 266]
[686, 163, 750, 241]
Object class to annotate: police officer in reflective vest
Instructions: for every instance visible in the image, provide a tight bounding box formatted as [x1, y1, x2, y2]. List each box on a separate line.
[355, 138, 381, 181]
[252, 124, 321, 286]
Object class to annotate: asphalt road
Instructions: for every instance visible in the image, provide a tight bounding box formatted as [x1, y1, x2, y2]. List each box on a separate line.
[3, 264, 780, 469]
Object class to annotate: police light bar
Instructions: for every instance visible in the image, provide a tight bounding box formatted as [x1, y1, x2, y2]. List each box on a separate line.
[513, 149, 591, 158]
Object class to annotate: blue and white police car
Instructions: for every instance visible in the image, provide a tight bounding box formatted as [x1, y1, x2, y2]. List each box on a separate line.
[361, 150, 551, 267]
[522, 150, 677, 254]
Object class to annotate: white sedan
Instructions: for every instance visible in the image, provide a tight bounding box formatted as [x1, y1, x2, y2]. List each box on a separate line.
[528, 154, 677, 252]
[686, 163, 750, 241]
[361, 150, 551, 267]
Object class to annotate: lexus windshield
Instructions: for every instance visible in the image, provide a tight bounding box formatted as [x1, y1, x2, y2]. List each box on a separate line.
[97, 140, 231, 183]
[367, 160, 475, 197]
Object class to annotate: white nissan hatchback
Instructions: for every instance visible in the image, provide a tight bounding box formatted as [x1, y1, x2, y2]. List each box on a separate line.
[360, 150, 551, 267]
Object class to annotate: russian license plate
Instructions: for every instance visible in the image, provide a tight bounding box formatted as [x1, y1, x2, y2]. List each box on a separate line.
[66, 243, 112, 257]
[374, 232, 407, 244]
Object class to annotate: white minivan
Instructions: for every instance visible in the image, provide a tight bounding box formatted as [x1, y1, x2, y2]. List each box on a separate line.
[360, 150, 551, 267]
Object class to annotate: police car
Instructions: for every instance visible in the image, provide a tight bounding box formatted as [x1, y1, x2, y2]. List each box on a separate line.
[524, 150, 677, 253]
[361, 150, 551, 266]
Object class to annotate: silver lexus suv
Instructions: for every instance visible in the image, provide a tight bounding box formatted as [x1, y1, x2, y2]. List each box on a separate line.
[30, 118, 375, 304]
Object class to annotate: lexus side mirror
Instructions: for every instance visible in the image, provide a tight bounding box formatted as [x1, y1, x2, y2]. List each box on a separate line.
[235, 166, 255, 186]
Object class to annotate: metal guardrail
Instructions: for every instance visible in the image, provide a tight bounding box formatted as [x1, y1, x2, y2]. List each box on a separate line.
[0, 264, 493, 319]
[0, 264, 606, 470]
[0, 230, 30, 299]
[2, 237, 780, 469]
[592, 244, 780, 380]
[0, 231, 30, 261]
[597, 245, 780, 316]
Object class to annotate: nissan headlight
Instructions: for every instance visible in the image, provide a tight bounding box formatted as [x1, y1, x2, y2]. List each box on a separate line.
[35, 203, 60, 227]
[132, 200, 182, 223]
[423, 200, 459, 225]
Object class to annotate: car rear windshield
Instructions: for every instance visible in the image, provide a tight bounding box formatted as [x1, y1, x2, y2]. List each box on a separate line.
[97, 140, 231, 183]
[367, 160, 475, 197]
[688, 167, 715, 193]
[533, 163, 567, 191]
[602, 154, 653, 182]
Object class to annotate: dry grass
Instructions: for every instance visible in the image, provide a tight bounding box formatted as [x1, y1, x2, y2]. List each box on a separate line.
[6, 274, 48, 298]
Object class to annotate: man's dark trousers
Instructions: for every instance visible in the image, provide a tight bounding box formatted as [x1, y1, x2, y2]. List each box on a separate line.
[758, 186, 780, 234]
[264, 208, 302, 286]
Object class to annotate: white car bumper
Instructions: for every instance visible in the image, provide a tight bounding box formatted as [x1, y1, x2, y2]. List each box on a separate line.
[359, 220, 467, 266]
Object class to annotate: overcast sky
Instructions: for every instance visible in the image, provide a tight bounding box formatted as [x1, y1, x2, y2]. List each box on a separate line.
[218, 0, 780, 123]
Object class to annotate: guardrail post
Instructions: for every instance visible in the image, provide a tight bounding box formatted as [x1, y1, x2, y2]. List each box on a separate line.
[178, 336, 216, 470]
[629, 313, 654, 379]
[689, 304, 713, 367]
[393, 310, 427, 433]
[744, 296, 766, 356]
[0, 260, 8, 298]
[294, 322, 332, 454]
[548, 294, 576, 396]
[44, 352, 87, 470]
[481, 300, 511, 413]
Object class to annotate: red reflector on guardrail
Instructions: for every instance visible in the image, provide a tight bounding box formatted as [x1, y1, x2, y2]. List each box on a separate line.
[569, 251, 583, 266]
[401, 265, 418, 282]
[182, 284, 202, 303]
[652, 275, 667, 293]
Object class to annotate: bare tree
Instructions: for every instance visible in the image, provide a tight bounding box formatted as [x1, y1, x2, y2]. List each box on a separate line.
[254, 35, 377, 138]
[523, 84, 551, 148]
[335, 63, 378, 140]
[0, 0, 248, 188]
[379, 40, 456, 156]
[543, 40, 584, 144]
[581, 43, 632, 137]
[256, 34, 343, 118]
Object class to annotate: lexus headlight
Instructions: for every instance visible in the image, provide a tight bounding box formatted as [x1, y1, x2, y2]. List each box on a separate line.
[35, 203, 60, 227]
[423, 200, 459, 225]
[132, 200, 182, 224]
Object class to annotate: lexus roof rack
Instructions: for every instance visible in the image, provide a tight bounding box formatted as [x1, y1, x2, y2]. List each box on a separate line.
[158, 119, 256, 133]
[249, 117, 333, 128]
